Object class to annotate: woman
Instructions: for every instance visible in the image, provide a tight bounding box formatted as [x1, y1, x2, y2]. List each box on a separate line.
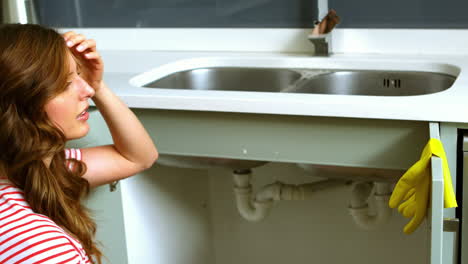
[0, 24, 158, 263]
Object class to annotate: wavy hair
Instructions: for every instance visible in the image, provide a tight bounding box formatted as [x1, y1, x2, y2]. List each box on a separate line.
[0, 24, 102, 263]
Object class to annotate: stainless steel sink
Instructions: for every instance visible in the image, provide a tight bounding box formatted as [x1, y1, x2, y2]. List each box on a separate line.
[144, 67, 456, 96]
[288, 71, 456, 96]
[145, 67, 301, 92]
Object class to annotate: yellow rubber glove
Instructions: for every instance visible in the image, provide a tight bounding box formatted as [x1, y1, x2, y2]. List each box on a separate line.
[398, 188, 416, 218]
[389, 138, 457, 234]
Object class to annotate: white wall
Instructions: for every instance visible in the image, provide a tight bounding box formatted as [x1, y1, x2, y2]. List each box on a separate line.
[121, 165, 214, 264]
[122, 162, 428, 264]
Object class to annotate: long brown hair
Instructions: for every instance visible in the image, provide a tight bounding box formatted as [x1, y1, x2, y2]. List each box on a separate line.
[0, 24, 102, 263]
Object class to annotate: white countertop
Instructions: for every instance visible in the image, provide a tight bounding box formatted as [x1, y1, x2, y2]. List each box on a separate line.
[101, 50, 468, 123]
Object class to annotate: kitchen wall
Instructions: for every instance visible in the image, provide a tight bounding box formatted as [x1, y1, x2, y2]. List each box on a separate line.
[330, 0, 468, 28]
[36, 0, 468, 54]
[121, 162, 428, 264]
[36, 0, 468, 28]
[35, 0, 317, 28]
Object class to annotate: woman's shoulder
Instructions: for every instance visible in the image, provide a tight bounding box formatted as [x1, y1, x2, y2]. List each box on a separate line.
[0, 178, 23, 197]
[0, 179, 31, 219]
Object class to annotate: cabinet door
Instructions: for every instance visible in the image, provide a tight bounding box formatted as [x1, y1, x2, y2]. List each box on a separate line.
[429, 122, 457, 264]
[430, 154, 444, 264]
[460, 134, 468, 264]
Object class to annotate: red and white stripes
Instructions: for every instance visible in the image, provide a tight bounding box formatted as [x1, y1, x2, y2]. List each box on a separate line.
[0, 149, 90, 263]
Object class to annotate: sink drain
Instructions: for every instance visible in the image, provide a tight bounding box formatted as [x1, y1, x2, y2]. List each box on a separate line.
[383, 78, 401, 88]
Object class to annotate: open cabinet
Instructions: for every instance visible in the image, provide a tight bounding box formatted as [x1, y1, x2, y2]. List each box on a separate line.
[72, 109, 460, 264]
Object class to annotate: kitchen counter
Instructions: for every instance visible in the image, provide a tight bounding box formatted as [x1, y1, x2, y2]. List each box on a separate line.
[101, 50, 468, 123]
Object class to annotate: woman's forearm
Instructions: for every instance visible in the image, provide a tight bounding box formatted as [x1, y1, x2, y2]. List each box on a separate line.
[91, 81, 158, 169]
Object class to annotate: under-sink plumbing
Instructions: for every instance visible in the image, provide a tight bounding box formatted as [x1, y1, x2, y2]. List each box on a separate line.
[232, 169, 393, 230]
[348, 181, 393, 230]
[232, 169, 347, 222]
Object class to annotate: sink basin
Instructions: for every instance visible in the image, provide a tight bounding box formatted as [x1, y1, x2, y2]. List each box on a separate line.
[144, 67, 301, 92]
[141, 67, 455, 96]
[288, 70, 456, 96]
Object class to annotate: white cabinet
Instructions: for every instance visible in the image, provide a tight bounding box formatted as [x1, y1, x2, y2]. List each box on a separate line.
[75, 108, 461, 264]
[429, 123, 449, 264]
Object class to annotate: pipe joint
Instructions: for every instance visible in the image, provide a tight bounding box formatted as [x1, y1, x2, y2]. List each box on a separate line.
[348, 182, 393, 230]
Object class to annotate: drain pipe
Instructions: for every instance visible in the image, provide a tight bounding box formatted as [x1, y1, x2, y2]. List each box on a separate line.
[233, 169, 346, 222]
[348, 181, 393, 230]
[233, 169, 273, 222]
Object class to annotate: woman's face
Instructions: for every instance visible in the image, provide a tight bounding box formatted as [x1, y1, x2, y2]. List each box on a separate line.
[44, 54, 95, 140]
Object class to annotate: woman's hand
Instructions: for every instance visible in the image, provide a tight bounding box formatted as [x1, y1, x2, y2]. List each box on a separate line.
[62, 31, 104, 92]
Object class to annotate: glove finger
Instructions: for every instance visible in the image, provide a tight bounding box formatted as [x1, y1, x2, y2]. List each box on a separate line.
[403, 188, 416, 201]
[396, 189, 416, 217]
[398, 193, 415, 212]
[399, 198, 416, 218]
[401, 202, 416, 218]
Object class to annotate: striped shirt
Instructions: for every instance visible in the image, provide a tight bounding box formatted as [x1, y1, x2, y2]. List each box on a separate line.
[0, 148, 90, 264]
